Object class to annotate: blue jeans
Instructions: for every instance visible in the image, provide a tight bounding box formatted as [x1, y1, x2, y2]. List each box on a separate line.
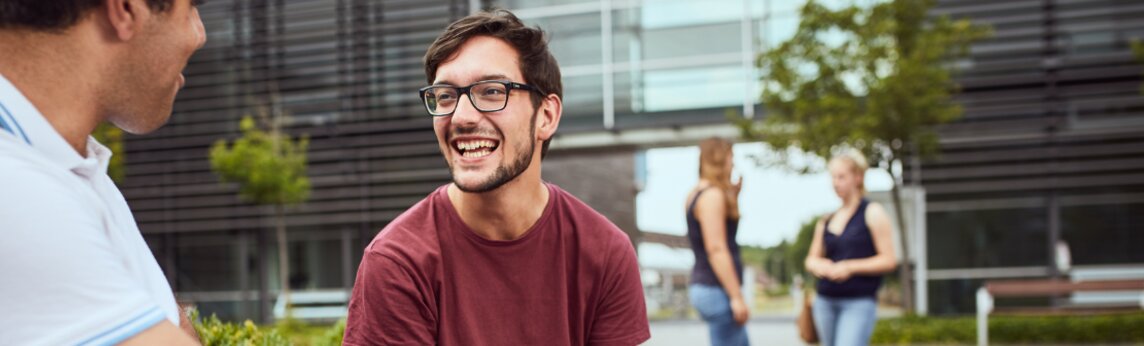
[812, 294, 877, 346]
[689, 284, 750, 346]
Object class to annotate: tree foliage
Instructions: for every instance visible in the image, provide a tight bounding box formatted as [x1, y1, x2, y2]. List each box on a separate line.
[736, 0, 990, 168]
[92, 122, 126, 183]
[209, 113, 311, 315]
[209, 116, 310, 206]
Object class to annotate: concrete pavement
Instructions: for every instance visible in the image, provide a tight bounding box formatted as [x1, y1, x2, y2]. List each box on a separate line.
[644, 316, 805, 346]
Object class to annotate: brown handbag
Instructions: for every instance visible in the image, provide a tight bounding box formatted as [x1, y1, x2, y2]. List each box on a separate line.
[797, 289, 818, 343]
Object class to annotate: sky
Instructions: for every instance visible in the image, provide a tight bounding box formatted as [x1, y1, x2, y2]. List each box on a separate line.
[635, 143, 894, 248]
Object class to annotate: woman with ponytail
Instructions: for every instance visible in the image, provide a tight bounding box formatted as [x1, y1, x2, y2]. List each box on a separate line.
[686, 137, 750, 345]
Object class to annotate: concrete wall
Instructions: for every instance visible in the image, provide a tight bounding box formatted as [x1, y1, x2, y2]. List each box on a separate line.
[542, 148, 641, 246]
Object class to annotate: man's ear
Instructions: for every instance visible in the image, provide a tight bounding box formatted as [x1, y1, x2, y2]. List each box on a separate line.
[103, 0, 151, 41]
[536, 94, 562, 142]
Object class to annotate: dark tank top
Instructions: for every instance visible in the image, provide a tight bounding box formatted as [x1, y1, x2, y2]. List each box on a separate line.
[816, 199, 883, 298]
[686, 187, 743, 286]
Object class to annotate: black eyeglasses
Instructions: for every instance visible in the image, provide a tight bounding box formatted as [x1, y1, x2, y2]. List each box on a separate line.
[418, 80, 545, 116]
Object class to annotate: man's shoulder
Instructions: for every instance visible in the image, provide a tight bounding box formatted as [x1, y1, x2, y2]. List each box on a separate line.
[0, 147, 90, 207]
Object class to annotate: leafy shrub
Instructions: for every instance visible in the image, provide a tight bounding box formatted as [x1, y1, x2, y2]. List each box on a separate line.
[189, 308, 289, 346]
[872, 312, 1144, 344]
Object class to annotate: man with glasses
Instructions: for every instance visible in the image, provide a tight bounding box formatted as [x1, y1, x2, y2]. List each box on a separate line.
[344, 9, 650, 346]
[0, 0, 206, 344]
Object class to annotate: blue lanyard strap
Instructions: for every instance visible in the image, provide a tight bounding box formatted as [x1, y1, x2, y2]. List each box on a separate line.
[0, 100, 32, 144]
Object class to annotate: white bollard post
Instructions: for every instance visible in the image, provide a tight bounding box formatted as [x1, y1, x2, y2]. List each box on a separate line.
[976, 287, 993, 346]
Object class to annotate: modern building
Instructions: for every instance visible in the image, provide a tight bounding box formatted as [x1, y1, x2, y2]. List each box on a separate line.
[918, 0, 1144, 315]
[125, 0, 1143, 322]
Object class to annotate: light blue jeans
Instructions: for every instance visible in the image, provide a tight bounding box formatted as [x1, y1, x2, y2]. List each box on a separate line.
[812, 294, 877, 346]
[689, 284, 750, 346]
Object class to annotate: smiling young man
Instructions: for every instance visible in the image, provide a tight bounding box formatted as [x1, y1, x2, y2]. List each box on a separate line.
[343, 10, 650, 346]
[0, 0, 205, 344]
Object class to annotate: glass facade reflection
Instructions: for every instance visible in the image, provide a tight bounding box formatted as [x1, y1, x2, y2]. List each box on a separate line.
[491, 0, 765, 129]
[927, 208, 1049, 269]
[1061, 203, 1144, 266]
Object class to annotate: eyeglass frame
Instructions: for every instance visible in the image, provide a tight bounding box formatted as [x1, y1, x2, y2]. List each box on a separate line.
[418, 80, 546, 116]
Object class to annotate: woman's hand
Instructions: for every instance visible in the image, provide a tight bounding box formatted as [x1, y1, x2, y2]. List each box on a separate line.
[807, 258, 833, 278]
[730, 296, 750, 325]
[824, 262, 853, 282]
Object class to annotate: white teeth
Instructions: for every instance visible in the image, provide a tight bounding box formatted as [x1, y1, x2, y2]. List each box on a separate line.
[455, 140, 497, 152]
[462, 149, 492, 158]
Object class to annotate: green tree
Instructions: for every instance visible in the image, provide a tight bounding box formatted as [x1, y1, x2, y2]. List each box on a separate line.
[786, 216, 818, 282]
[92, 122, 126, 183]
[209, 108, 311, 313]
[735, 0, 990, 313]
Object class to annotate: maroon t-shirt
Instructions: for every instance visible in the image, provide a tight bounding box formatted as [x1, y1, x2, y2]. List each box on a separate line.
[344, 183, 650, 346]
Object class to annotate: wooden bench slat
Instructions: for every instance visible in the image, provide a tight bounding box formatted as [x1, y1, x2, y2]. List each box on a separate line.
[985, 279, 1144, 297]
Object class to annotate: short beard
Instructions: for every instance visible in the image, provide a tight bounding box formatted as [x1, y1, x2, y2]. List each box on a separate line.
[451, 109, 539, 193]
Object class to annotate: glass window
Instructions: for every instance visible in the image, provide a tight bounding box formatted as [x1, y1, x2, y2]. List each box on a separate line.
[175, 233, 244, 292]
[559, 74, 605, 129]
[640, 22, 742, 61]
[927, 207, 1049, 269]
[764, 13, 800, 48]
[496, 0, 597, 10]
[638, 65, 747, 112]
[1061, 203, 1144, 265]
[639, 0, 747, 29]
[611, 8, 643, 64]
[289, 237, 345, 290]
[765, 0, 806, 18]
[526, 13, 602, 67]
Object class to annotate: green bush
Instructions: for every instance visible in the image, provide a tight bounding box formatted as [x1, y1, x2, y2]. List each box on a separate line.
[872, 312, 1144, 344]
[189, 309, 289, 346]
[187, 308, 346, 346]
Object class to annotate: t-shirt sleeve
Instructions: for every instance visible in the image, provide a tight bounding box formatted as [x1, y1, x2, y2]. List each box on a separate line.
[344, 247, 437, 346]
[589, 237, 651, 346]
[0, 164, 166, 345]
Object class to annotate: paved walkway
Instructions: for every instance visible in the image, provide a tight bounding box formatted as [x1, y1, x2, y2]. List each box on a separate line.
[644, 316, 804, 346]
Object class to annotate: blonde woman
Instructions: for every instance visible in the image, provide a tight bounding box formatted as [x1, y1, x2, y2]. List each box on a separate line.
[686, 138, 750, 345]
[805, 150, 897, 346]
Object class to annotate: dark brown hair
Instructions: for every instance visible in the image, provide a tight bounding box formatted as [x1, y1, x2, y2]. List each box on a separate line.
[0, 0, 175, 31]
[424, 9, 562, 158]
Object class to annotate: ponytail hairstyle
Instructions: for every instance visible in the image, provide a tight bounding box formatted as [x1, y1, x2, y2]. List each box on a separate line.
[698, 137, 740, 219]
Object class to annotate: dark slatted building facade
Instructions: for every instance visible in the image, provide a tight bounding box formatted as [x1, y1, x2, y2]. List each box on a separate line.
[125, 0, 471, 321]
[920, 0, 1144, 314]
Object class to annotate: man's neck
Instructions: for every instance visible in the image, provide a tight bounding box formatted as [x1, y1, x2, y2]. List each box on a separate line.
[447, 167, 550, 241]
[0, 28, 105, 155]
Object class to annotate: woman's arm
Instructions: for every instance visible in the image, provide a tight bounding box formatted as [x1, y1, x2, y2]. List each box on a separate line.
[836, 202, 898, 277]
[804, 215, 833, 278]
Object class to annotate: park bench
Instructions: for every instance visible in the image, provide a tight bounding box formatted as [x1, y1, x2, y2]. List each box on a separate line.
[273, 289, 349, 323]
[975, 279, 1144, 346]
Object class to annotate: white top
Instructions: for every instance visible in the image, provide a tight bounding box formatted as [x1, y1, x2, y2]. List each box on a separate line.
[0, 74, 180, 345]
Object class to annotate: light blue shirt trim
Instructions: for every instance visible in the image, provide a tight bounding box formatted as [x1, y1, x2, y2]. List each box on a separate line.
[77, 306, 166, 346]
[0, 100, 31, 144]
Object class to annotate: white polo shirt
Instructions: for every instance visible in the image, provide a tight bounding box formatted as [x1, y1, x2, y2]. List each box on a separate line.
[0, 74, 180, 345]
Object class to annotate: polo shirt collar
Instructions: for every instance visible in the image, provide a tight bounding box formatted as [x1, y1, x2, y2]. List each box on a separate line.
[0, 73, 110, 178]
